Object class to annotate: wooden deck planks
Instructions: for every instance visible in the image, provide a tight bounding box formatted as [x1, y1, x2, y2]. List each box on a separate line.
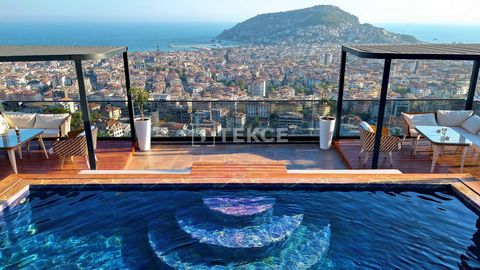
[334, 138, 480, 178]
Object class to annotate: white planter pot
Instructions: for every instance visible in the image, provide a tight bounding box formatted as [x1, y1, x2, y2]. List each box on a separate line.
[134, 118, 151, 151]
[319, 116, 336, 150]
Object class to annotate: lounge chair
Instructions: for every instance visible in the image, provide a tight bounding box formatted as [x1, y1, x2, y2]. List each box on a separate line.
[51, 126, 98, 169]
[358, 121, 401, 166]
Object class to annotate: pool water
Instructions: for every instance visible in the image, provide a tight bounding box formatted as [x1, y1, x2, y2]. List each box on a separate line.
[1, 187, 480, 269]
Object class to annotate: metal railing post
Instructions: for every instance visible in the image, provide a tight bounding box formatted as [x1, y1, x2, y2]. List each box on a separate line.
[466, 60, 480, 110]
[123, 51, 136, 143]
[75, 60, 96, 170]
[372, 59, 392, 169]
[334, 49, 347, 140]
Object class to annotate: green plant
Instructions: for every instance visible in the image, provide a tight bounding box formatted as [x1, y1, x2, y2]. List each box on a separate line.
[130, 87, 149, 120]
[43, 106, 70, 114]
[314, 81, 336, 116]
[319, 96, 336, 116]
[71, 112, 83, 130]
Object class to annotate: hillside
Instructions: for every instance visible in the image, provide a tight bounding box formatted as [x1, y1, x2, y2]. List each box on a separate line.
[217, 5, 419, 44]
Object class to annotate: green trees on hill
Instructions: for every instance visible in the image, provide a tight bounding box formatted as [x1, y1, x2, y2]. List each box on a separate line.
[219, 80, 246, 90]
[293, 83, 313, 95]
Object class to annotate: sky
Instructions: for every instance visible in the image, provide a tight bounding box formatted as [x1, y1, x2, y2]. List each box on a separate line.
[1, 0, 480, 24]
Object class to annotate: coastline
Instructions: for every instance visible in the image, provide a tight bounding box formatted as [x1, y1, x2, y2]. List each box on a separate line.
[1, 22, 479, 52]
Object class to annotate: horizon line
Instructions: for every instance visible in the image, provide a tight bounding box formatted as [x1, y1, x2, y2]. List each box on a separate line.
[1, 19, 480, 26]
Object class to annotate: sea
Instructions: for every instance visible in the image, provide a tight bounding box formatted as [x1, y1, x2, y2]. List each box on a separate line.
[378, 23, 480, 44]
[0, 22, 236, 52]
[0, 22, 479, 52]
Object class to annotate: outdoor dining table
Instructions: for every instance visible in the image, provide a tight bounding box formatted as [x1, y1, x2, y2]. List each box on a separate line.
[414, 125, 472, 173]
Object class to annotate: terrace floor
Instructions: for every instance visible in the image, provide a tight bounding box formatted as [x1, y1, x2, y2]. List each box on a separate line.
[0, 141, 346, 178]
[335, 139, 480, 178]
[3, 139, 480, 179]
[129, 143, 347, 171]
[0, 141, 133, 178]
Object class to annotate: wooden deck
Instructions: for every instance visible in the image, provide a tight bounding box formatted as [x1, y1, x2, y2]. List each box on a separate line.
[0, 139, 480, 179]
[0, 140, 134, 178]
[2, 138, 480, 180]
[334, 139, 480, 178]
[128, 144, 346, 171]
[0, 142, 346, 178]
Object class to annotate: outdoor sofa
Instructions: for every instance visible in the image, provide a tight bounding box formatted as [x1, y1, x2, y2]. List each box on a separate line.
[401, 110, 480, 152]
[0, 111, 71, 139]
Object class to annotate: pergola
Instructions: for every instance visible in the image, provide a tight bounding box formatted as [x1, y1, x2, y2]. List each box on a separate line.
[0, 46, 136, 170]
[335, 44, 480, 169]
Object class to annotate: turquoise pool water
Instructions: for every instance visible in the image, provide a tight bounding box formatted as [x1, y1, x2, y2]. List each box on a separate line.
[1, 187, 479, 269]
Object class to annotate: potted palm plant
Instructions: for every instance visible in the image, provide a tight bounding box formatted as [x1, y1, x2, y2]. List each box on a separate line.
[131, 87, 151, 151]
[319, 95, 336, 150]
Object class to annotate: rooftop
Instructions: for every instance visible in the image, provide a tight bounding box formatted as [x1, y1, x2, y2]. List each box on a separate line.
[343, 44, 480, 60]
[0, 45, 127, 62]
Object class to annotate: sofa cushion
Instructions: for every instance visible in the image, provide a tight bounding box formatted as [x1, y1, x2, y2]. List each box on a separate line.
[0, 114, 9, 134]
[2, 112, 36, 128]
[401, 113, 438, 129]
[437, 110, 473, 127]
[461, 115, 480, 134]
[33, 114, 69, 129]
[359, 121, 374, 132]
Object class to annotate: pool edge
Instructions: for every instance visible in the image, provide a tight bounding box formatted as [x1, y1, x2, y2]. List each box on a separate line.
[1, 173, 480, 213]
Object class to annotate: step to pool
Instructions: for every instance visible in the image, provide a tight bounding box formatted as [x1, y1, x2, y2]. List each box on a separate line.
[176, 207, 303, 248]
[191, 161, 288, 176]
[203, 196, 276, 216]
[148, 223, 331, 270]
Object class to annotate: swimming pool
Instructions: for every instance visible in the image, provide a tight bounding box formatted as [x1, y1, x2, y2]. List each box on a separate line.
[1, 186, 480, 269]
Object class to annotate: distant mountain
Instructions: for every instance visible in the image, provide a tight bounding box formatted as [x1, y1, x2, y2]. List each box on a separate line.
[217, 5, 419, 44]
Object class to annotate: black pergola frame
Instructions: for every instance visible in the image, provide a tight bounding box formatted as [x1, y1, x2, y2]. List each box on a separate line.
[0, 45, 136, 170]
[335, 44, 480, 169]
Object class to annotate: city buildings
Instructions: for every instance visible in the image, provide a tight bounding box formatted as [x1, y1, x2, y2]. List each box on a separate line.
[0, 44, 474, 139]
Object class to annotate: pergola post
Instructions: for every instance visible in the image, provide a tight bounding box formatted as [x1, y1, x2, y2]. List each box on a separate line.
[123, 51, 136, 142]
[372, 59, 392, 169]
[334, 49, 347, 140]
[74, 60, 96, 170]
[466, 60, 480, 110]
